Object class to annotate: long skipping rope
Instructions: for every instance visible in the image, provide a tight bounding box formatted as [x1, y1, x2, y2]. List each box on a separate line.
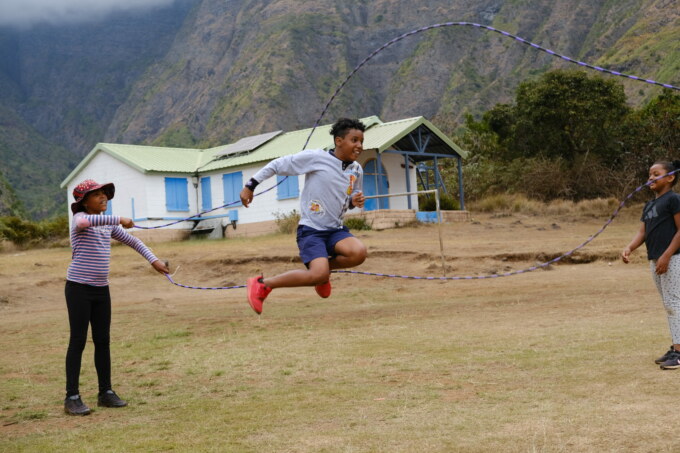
[164, 171, 674, 289]
[157, 21, 678, 290]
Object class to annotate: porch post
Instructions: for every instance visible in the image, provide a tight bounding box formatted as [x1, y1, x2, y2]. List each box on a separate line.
[376, 152, 384, 209]
[457, 156, 465, 210]
[404, 155, 412, 209]
[433, 156, 448, 195]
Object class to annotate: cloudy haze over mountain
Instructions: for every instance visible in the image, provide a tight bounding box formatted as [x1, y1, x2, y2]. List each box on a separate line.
[0, 0, 176, 27]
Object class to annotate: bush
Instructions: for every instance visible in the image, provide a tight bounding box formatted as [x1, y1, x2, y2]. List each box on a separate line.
[418, 193, 459, 211]
[469, 195, 621, 217]
[0, 215, 69, 248]
[344, 217, 371, 230]
[0, 217, 41, 246]
[273, 210, 300, 234]
[469, 193, 542, 214]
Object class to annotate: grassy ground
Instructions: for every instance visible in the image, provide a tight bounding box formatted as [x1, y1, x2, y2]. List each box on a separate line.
[1, 208, 678, 452]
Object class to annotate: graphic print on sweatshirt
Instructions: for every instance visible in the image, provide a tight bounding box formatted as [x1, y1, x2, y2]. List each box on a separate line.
[309, 200, 325, 214]
[347, 174, 357, 195]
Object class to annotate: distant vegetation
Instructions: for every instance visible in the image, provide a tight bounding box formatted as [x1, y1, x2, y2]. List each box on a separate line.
[0, 215, 68, 249]
[441, 70, 680, 203]
[1, 70, 678, 248]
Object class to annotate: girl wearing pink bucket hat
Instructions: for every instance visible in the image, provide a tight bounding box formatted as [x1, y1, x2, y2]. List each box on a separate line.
[64, 179, 169, 415]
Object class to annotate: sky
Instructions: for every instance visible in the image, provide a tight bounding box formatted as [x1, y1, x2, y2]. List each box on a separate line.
[0, 0, 178, 27]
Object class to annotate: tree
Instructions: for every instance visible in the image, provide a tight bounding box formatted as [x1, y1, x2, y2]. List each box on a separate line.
[511, 70, 629, 163]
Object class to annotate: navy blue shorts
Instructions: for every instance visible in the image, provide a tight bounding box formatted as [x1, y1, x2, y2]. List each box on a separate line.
[296, 225, 354, 265]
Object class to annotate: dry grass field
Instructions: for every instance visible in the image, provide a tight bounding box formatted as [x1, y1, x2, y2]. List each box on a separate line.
[1, 207, 679, 452]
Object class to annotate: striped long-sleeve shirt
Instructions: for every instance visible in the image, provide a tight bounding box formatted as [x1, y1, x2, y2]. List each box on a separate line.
[67, 212, 158, 287]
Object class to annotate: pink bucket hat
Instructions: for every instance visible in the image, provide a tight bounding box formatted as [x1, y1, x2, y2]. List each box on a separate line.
[71, 179, 115, 214]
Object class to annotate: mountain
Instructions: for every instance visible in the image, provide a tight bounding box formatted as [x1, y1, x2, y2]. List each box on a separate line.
[0, 0, 197, 218]
[0, 167, 24, 217]
[0, 0, 678, 218]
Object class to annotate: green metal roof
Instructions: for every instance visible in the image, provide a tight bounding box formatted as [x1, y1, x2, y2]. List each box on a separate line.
[60, 143, 203, 188]
[61, 115, 467, 188]
[198, 115, 383, 173]
[364, 116, 468, 157]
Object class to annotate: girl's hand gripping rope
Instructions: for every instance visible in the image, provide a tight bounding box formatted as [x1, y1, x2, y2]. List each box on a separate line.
[152, 260, 170, 275]
[120, 217, 135, 229]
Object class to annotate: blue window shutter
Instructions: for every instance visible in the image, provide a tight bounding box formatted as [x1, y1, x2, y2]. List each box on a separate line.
[165, 177, 189, 211]
[201, 177, 212, 212]
[223, 172, 243, 207]
[277, 175, 299, 200]
[104, 200, 112, 215]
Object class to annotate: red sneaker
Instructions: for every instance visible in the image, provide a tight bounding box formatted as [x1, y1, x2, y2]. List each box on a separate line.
[247, 276, 272, 314]
[315, 280, 331, 298]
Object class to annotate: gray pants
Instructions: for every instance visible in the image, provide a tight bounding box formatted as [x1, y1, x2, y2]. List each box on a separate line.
[651, 254, 680, 344]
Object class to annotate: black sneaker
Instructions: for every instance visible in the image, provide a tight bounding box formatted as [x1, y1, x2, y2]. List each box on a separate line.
[655, 346, 676, 364]
[64, 395, 91, 416]
[97, 390, 128, 408]
[660, 351, 680, 370]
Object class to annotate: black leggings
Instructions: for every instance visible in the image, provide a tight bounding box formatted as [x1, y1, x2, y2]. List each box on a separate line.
[65, 280, 112, 397]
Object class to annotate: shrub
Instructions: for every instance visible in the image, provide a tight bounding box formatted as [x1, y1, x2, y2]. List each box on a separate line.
[344, 217, 371, 230]
[0, 217, 41, 246]
[418, 193, 460, 211]
[469, 193, 542, 214]
[273, 209, 300, 234]
[470, 195, 621, 217]
[0, 215, 69, 248]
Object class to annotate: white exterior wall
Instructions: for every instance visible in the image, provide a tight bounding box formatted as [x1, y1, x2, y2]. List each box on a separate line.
[67, 151, 420, 233]
[65, 153, 198, 230]
[200, 166, 305, 225]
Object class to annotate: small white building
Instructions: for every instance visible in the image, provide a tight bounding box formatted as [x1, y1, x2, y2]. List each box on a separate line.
[60, 116, 467, 241]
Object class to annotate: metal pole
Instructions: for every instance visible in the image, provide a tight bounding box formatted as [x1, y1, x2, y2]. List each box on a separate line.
[457, 156, 465, 210]
[363, 189, 446, 273]
[404, 155, 412, 209]
[364, 189, 437, 199]
[376, 153, 384, 209]
[435, 189, 446, 274]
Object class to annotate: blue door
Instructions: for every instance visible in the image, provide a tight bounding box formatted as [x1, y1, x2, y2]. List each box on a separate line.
[201, 177, 212, 212]
[363, 159, 389, 211]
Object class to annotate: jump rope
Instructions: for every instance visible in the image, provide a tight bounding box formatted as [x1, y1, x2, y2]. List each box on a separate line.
[141, 21, 679, 290]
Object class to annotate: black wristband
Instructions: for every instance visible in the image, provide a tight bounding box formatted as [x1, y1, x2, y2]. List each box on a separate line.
[245, 178, 260, 191]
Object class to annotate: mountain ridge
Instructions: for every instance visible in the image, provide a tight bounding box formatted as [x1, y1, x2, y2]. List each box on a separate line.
[0, 0, 677, 217]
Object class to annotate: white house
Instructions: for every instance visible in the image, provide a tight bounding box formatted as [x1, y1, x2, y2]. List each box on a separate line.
[60, 116, 468, 241]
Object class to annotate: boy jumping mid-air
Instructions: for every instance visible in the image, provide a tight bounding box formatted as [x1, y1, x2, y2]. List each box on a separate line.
[239, 118, 368, 314]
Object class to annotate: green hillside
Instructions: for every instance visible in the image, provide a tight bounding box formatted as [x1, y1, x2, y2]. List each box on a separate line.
[0, 105, 77, 218]
[0, 0, 677, 218]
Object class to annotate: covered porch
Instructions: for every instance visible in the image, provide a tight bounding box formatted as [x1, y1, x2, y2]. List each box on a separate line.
[359, 117, 466, 214]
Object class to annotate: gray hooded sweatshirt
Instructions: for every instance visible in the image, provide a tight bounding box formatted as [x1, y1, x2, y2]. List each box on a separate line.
[252, 149, 363, 230]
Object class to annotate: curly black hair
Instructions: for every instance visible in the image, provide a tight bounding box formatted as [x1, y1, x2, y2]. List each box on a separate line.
[330, 118, 366, 139]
